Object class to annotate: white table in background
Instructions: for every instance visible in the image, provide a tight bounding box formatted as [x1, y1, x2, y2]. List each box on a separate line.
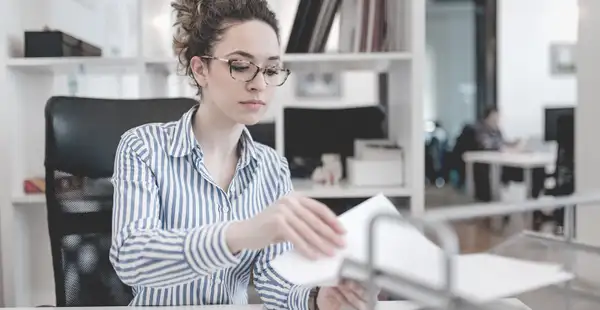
[463, 151, 555, 201]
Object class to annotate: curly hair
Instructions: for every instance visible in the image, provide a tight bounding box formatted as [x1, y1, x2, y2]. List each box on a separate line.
[171, 0, 280, 95]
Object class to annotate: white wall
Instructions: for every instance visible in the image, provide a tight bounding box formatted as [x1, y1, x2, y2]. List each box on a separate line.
[48, 0, 104, 47]
[426, 1, 476, 141]
[498, 0, 578, 140]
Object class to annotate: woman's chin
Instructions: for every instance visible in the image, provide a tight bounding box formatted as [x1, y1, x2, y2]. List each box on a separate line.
[234, 114, 264, 126]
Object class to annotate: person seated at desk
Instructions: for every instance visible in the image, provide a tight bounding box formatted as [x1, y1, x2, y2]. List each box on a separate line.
[473, 107, 545, 201]
[109, 1, 369, 309]
[474, 107, 521, 152]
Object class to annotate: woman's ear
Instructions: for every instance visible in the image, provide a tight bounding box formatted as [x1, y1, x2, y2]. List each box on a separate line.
[190, 56, 208, 88]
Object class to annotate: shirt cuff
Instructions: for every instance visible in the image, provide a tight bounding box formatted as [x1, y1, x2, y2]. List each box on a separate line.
[287, 285, 312, 310]
[183, 222, 241, 275]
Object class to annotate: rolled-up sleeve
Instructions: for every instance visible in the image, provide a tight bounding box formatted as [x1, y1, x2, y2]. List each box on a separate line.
[109, 133, 240, 288]
[252, 156, 311, 310]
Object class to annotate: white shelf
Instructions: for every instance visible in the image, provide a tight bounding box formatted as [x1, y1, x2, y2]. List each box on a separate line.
[11, 181, 411, 206]
[6, 52, 411, 76]
[147, 52, 411, 74]
[283, 52, 411, 72]
[6, 57, 142, 74]
[11, 194, 45, 206]
[6, 52, 410, 76]
[292, 179, 411, 199]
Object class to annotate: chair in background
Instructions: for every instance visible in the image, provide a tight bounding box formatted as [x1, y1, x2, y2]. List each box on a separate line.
[425, 125, 450, 186]
[44, 96, 197, 306]
[448, 124, 479, 189]
[536, 113, 575, 233]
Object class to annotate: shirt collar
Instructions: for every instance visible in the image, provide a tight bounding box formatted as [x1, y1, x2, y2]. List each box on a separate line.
[168, 105, 258, 167]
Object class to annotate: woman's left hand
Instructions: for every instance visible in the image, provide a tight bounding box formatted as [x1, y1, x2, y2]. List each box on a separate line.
[316, 280, 375, 310]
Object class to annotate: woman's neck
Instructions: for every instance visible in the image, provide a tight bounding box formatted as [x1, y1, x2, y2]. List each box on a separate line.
[192, 101, 244, 159]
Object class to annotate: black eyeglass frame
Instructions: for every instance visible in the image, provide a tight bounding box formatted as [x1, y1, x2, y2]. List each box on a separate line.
[200, 55, 291, 86]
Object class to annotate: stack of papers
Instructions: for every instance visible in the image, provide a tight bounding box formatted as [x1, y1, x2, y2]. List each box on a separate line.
[270, 194, 573, 303]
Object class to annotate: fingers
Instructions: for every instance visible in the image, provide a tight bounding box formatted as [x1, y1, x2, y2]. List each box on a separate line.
[337, 281, 368, 310]
[282, 202, 335, 258]
[289, 197, 345, 248]
[297, 196, 347, 234]
[280, 196, 346, 259]
[277, 214, 318, 259]
[327, 287, 348, 306]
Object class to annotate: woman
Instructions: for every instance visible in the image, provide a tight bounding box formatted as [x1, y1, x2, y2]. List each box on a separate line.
[109, 0, 369, 309]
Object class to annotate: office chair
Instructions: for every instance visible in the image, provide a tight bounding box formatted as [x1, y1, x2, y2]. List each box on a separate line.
[44, 96, 197, 306]
[449, 124, 478, 189]
[535, 114, 575, 233]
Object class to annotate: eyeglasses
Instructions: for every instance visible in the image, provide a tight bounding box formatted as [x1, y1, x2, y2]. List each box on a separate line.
[201, 56, 291, 87]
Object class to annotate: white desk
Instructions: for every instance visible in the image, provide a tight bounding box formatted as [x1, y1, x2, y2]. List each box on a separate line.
[7, 299, 530, 310]
[463, 151, 555, 201]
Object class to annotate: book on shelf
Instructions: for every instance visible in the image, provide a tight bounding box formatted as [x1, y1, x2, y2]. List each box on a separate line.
[308, 0, 342, 53]
[286, 0, 401, 54]
[339, 0, 398, 53]
[285, 0, 321, 53]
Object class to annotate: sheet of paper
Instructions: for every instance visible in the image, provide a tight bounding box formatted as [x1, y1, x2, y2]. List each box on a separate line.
[269, 194, 574, 303]
[374, 252, 573, 303]
[270, 193, 441, 286]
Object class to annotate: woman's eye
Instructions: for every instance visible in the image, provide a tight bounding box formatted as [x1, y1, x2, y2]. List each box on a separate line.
[265, 68, 280, 76]
[231, 65, 250, 72]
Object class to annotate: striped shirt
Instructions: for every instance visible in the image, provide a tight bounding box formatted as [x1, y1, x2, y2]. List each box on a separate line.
[109, 105, 310, 309]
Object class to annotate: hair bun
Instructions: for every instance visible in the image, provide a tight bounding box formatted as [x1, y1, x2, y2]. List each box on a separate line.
[171, 0, 203, 34]
[171, 0, 204, 72]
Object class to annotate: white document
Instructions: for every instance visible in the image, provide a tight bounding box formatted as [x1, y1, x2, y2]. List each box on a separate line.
[270, 194, 574, 303]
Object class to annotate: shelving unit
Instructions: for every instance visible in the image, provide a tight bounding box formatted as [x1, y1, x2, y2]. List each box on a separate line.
[0, 0, 424, 307]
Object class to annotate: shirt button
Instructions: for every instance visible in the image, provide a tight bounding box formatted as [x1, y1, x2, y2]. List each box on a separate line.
[215, 277, 222, 284]
[222, 206, 230, 213]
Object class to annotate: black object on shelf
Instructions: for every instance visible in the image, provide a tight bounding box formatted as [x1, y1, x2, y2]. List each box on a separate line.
[286, 0, 323, 53]
[25, 30, 102, 57]
[284, 106, 387, 178]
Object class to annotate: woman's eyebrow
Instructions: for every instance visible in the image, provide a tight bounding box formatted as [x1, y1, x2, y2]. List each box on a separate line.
[225, 50, 280, 61]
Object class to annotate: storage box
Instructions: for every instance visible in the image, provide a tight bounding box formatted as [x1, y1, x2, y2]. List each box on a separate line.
[354, 139, 403, 160]
[348, 139, 405, 186]
[24, 30, 102, 57]
[347, 157, 404, 187]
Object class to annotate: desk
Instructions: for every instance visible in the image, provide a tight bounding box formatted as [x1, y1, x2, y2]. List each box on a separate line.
[9, 299, 529, 310]
[463, 151, 555, 201]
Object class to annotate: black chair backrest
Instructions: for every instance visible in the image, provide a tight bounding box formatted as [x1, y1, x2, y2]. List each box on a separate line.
[44, 96, 197, 306]
[450, 125, 479, 166]
[555, 113, 575, 194]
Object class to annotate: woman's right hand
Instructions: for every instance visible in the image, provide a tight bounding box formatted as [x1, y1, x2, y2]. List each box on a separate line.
[226, 194, 347, 259]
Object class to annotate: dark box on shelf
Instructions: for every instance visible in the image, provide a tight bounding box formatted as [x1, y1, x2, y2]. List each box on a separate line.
[24, 30, 102, 57]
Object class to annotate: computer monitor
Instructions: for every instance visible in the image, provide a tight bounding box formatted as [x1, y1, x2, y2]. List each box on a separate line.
[544, 107, 574, 142]
[283, 106, 387, 178]
[284, 106, 386, 158]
